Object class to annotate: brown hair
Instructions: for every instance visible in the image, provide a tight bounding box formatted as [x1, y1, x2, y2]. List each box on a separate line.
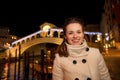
[57, 16, 85, 57]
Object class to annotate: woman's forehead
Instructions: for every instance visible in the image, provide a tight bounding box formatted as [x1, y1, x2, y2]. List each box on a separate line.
[66, 23, 82, 29]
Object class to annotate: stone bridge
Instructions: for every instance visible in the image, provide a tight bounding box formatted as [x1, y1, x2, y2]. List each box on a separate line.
[4, 23, 102, 58]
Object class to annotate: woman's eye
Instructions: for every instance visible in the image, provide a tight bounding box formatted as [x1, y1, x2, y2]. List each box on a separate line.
[77, 31, 81, 33]
[68, 32, 73, 35]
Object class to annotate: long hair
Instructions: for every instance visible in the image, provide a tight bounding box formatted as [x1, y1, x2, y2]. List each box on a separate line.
[57, 16, 85, 57]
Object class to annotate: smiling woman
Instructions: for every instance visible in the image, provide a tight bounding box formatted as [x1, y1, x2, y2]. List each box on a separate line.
[52, 16, 111, 80]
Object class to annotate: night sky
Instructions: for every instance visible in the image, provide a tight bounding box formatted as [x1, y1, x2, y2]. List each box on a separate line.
[0, 0, 105, 37]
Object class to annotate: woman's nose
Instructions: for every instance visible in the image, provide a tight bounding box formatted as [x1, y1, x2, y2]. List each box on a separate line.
[73, 33, 77, 38]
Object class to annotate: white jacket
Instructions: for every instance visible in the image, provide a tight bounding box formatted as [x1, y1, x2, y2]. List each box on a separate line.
[52, 40, 111, 80]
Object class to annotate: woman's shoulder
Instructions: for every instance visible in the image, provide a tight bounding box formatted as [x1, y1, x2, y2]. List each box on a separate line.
[88, 47, 101, 54]
[89, 47, 99, 50]
[54, 53, 59, 57]
[54, 53, 66, 59]
[54, 53, 62, 59]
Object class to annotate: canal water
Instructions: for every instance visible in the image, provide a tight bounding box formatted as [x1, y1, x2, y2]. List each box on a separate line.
[0, 59, 8, 80]
[0, 59, 34, 80]
[0, 49, 54, 80]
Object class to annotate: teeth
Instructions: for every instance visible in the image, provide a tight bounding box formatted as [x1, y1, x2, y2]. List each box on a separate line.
[73, 40, 79, 41]
[73, 41, 78, 42]
[73, 40, 79, 42]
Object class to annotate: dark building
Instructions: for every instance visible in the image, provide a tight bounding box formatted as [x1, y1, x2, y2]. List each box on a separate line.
[0, 27, 17, 51]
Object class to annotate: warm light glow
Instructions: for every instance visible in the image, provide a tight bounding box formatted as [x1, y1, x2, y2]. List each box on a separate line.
[43, 25, 51, 31]
[4, 43, 10, 48]
[12, 36, 17, 39]
[48, 66, 52, 69]
[97, 35, 101, 41]
[104, 44, 109, 49]
[105, 33, 108, 36]
[106, 36, 109, 41]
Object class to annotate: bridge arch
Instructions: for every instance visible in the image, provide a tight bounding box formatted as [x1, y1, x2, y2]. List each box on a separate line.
[6, 38, 63, 58]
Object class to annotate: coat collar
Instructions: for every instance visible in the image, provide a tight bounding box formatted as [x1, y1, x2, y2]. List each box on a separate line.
[66, 39, 89, 57]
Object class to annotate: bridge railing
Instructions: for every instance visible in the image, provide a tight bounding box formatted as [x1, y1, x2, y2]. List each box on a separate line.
[11, 28, 63, 47]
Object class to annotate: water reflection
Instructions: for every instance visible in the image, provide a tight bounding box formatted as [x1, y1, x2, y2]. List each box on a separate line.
[0, 59, 27, 80]
[0, 58, 44, 80]
[0, 50, 54, 80]
[0, 61, 8, 80]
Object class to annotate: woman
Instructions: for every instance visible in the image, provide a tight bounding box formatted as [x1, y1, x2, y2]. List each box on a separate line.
[52, 17, 111, 80]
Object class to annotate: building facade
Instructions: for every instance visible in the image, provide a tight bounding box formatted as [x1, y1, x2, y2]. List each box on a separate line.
[100, 0, 120, 48]
[0, 27, 17, 51]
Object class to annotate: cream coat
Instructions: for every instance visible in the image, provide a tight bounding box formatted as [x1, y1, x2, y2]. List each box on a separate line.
[52, 40, 111, 80]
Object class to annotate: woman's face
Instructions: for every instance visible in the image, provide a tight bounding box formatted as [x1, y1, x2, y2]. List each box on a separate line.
[65, 23, 84, 45]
